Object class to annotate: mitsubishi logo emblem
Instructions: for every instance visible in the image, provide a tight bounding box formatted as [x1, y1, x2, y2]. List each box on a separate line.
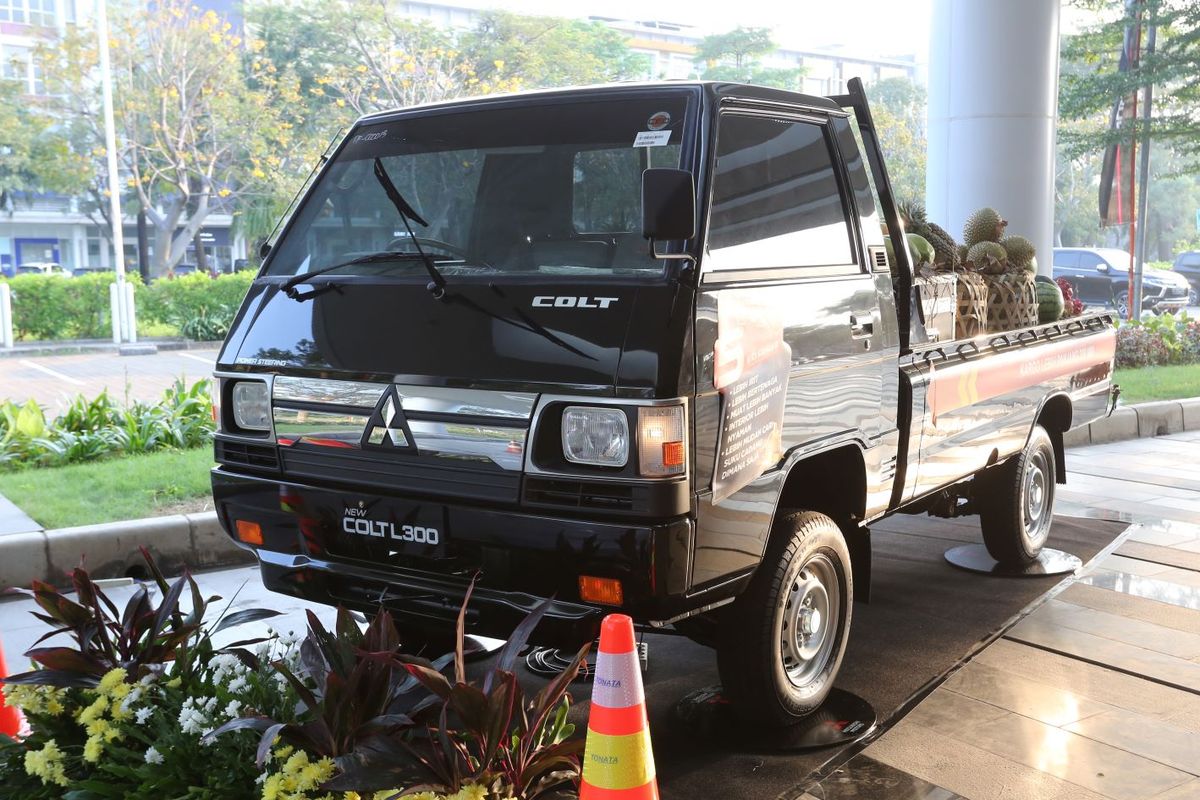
[361, 386, 415, 451]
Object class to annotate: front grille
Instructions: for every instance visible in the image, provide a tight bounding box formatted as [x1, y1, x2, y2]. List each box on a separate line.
[524, 477, 635, 511]
[216, 439, 279, 472]
[281, 447, 520, 503]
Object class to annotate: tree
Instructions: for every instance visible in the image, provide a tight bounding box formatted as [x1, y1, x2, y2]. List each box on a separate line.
[461, 11, 649, 90]
[0, 81, 87, 209]
[692, 26, 805, 90]
[1060, 0, 1200, 163]
[39, 0, 299, 275]
[869, 76, 927, 203]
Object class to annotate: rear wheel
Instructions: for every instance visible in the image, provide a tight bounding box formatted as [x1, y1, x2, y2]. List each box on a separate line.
[717, 510, 852, 726]
[977, 426, 1057, 565]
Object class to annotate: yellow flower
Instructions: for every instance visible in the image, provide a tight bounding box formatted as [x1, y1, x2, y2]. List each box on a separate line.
[97, 666, 128, 695]
[83, 735, 103, 762]
[448, 785, 488, 800]
[77, 695, 108, 725]
[24, 739, 69, 787]
[167, 677, 182, 688]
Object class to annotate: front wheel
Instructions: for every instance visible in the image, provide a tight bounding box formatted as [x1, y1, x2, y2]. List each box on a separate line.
[977, 425, 1057, 565]
[717, 510, 853, 726]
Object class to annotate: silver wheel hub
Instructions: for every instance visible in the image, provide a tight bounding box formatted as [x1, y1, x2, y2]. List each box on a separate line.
[780, 554, 840, 688]
[1022, 450, 1052, 552]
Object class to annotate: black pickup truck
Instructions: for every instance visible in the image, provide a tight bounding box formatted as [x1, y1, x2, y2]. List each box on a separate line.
[211, 79, 1117, 725]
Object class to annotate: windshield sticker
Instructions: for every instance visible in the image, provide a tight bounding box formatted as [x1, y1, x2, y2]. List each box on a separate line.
[351, 130, 388, 144]
[647, 111, 671, 130]
[633, 130, 672, 148]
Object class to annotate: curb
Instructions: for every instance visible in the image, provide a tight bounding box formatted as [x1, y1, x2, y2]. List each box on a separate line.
[1064, 397, 1200, 448]
[0, 338, 219, 358]
[0, 511, 253, 592]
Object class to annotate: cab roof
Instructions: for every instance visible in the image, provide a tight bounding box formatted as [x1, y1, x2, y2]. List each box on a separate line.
[358, 80, 844, 125]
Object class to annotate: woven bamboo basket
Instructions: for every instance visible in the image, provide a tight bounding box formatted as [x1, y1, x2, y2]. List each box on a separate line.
[915, 272, 957, 342]
[953, 269, 988, 339]
[983, 271, 1039, 332]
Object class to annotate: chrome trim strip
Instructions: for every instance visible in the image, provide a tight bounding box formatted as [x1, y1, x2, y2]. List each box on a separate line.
[397, 386, 536, 420]
[408, 420, 525, 470]
[271, 377, 536, 420]
[273, 376, 385, 408]
[273, 407, 369, 447]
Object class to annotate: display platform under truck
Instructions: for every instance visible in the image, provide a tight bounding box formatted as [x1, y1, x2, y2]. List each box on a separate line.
[211, 79, 1119, 725]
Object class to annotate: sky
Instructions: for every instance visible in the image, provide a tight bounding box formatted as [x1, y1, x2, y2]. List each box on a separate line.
[468, 0, 935, 61]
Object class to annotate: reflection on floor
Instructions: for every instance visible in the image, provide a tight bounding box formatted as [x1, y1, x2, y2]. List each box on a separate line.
[799, 453, 1200, 800]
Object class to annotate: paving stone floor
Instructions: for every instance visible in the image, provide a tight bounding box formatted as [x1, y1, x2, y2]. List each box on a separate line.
[799, 432, 1200, 800]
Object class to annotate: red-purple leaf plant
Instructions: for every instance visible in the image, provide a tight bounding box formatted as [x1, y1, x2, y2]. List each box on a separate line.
[5, 548, 281, 689]
[210, 583, 591, 799]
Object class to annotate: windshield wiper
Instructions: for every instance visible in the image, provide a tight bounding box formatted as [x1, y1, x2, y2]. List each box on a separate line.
[373, 158, 448, 300]
[280, 251, 429, 300]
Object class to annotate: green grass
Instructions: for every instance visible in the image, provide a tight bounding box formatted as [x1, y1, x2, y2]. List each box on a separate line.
[0, 447, 214, 530]
[1115, 363, 1200, 404]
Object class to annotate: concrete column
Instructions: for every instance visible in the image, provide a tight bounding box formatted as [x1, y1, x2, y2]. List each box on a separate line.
[927, 0, 1061, 276]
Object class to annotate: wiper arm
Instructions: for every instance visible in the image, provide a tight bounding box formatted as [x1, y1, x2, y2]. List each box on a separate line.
[373, 158, 447, 300]
[279, 251, 428, 300]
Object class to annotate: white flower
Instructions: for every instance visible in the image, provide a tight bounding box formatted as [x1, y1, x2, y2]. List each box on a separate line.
[119, 687, 143, 714]
[135, 707, 153, 725]
[255, 771, 267, 785]
[144, 746, 163, 765]
[224, 699, 242, 719]
[178, 698, 209, 735]
[227, 675, 249, 694]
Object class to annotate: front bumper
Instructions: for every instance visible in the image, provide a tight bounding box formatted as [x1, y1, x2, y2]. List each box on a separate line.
[1144, 286, 1189, 312]
[211, 468, 695, 648]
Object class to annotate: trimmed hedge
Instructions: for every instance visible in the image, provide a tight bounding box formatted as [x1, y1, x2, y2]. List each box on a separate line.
[139, 271, 256, 340]
[0, 272, 138, 340]
[0, 270, 255, 342]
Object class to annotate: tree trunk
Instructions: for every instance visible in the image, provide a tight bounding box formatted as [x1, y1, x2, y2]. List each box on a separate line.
[137, 209, 150, 282]
[193, 230, 209, 274]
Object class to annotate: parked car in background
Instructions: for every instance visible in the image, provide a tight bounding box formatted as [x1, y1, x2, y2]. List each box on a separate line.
[1052, 247, 1190, 317]
[15, 262, 70, 277]
[1172, 251, 1200, 305]
[72, 266, 113, 278]
[168, 263, 217, 278]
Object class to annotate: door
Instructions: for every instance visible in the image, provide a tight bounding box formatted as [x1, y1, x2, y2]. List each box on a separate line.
[690, 109, 895, 588]
[1074, 250, 1117, 306]
[15, 238, 60, 266]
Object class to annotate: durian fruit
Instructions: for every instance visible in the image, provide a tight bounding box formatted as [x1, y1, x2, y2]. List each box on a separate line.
[967, 241, 1008, 275]
[898, 199, 960, 269]
[963, 207, 1008, 247]
[1000, 235, 1036, 273]
[957, 244, 970, 265]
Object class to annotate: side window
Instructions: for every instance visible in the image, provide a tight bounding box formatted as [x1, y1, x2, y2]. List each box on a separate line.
[706, 114, 855, 271]
[1077, 252, 1105, 271]
[1053, 250, 1080, 268]
[573, 145, 680, 234]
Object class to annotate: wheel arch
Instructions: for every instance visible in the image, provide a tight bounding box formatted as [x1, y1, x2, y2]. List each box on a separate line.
[1034, 392, 1072, 483]
[766, 442, 870, 601]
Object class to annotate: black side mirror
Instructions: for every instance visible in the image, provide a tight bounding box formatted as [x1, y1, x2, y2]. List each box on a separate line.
[259, 241, 271, 260]
[641, 168, 696, 242]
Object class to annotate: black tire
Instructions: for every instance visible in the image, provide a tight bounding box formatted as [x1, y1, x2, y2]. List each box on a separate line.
[716, 510, 853, 726]
[977, 425, 1057, 565]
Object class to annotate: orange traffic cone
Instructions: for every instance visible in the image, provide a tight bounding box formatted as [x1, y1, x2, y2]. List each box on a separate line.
[0, 637, 23, 738]
[581, 614, 657, 800]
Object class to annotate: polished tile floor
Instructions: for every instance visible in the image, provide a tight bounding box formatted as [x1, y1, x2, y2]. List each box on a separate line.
[801, 431, 1200, 800]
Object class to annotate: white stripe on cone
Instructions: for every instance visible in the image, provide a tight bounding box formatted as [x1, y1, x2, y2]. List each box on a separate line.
[591, 649, 645, 710]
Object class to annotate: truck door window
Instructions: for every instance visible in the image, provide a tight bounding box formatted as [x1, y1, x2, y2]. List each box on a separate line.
[706, 114, 856, 272]
[1053, 251, 1080, 268]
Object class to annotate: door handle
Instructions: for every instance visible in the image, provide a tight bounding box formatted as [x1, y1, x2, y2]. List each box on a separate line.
[850, 314, 874, 339]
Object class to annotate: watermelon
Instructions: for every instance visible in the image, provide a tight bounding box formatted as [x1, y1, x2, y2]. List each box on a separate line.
[1036, 280, 1064, 323]
[906, 233, 935, 268]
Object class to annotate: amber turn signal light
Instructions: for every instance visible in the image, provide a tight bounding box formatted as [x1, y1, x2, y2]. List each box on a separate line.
[235, 519, 263, 546]
[579, 575, 624, 606]
[661, 440, 684, 467]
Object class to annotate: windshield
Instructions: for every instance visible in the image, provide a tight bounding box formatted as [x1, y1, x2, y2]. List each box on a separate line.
[265, 94, 692, 280]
